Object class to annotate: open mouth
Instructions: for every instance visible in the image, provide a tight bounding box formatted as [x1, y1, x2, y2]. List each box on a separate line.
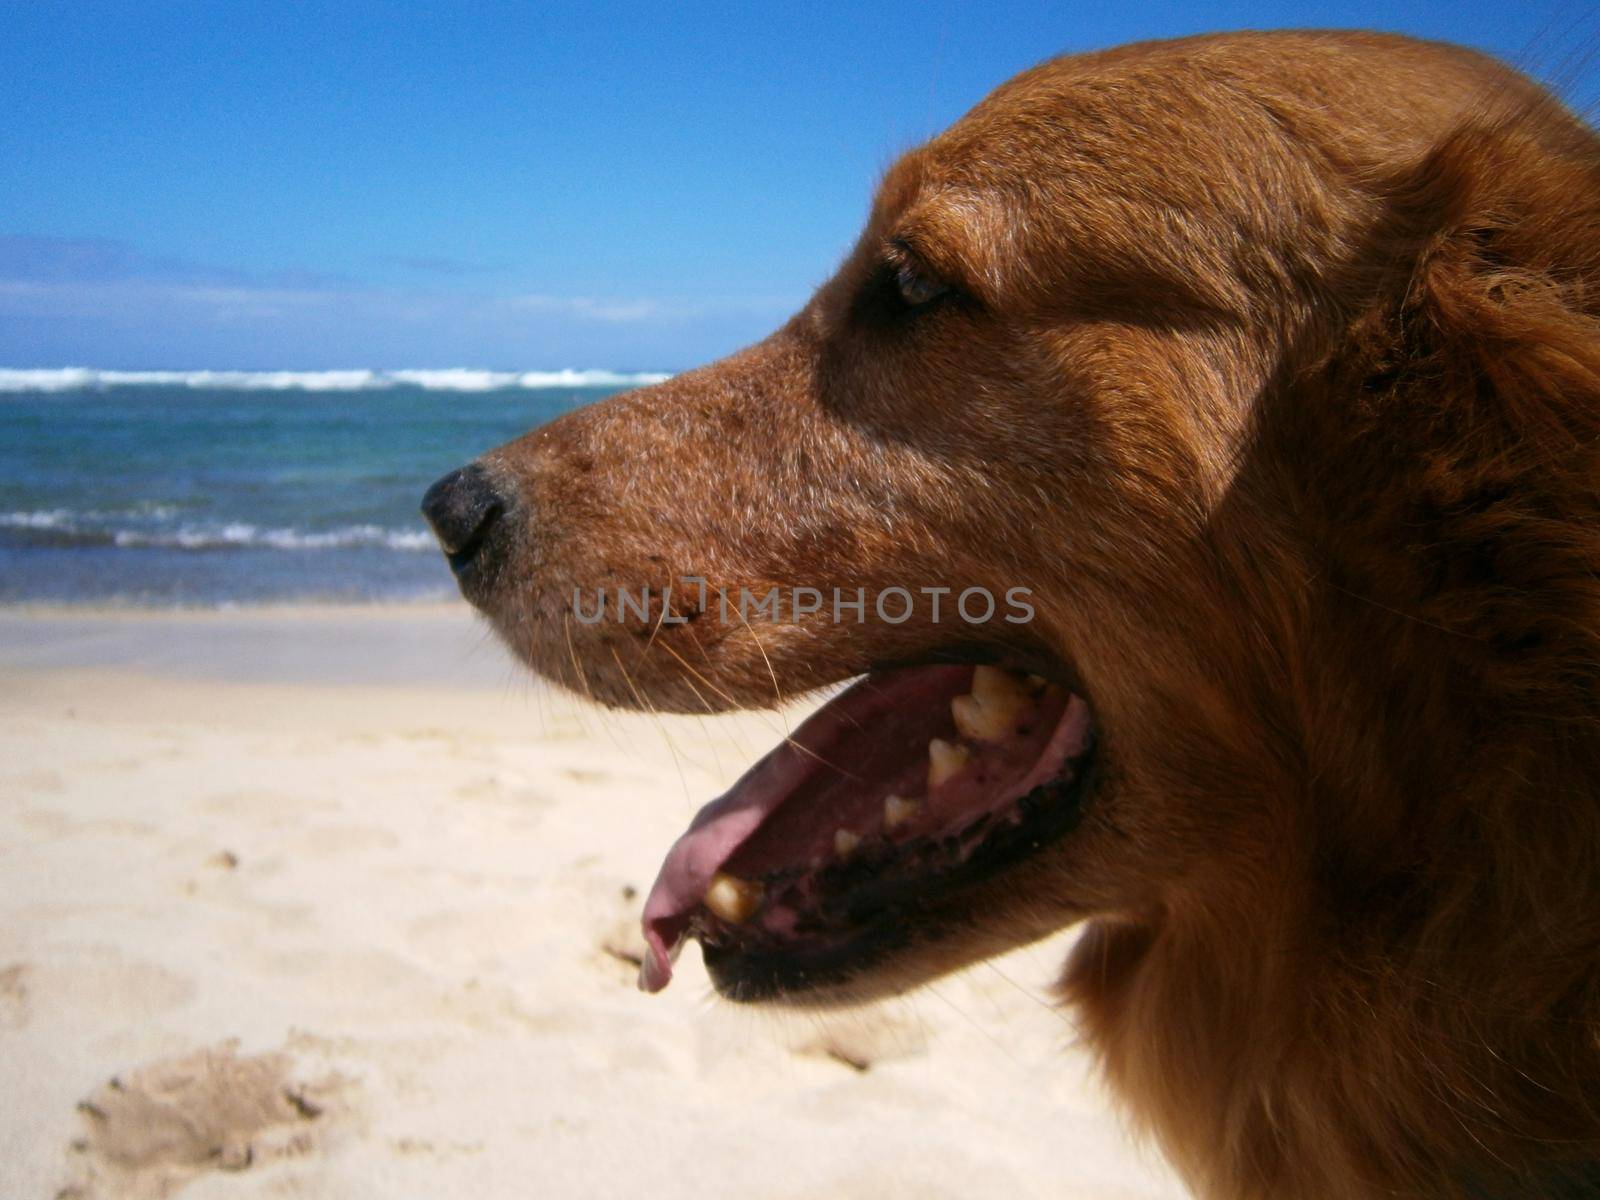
[639, 663, 1096, 1000]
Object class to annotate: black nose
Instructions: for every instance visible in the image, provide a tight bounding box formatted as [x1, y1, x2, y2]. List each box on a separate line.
[420, 463, 507, 577]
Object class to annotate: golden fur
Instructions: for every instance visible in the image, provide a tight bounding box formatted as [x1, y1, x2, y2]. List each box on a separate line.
[464, 31, 1600, 1199]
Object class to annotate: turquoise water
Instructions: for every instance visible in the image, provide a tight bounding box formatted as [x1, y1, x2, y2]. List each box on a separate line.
[0, 373, 654, 605]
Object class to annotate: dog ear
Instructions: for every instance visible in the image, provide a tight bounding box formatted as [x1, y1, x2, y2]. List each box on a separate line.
[1362, 112, 1600, 455]
[1299, 108, 1600, 708]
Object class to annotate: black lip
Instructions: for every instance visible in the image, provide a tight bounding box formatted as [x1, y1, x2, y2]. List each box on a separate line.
[700, 739, 1097, 1002]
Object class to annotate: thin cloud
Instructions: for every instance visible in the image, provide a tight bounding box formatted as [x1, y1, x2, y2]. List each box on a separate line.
[0, 277, 339, 323]
[506, 293, 670, 323]
[0, 233, 802, 368]
[0, 234, 253, 286]
[0, 237, 678, 327]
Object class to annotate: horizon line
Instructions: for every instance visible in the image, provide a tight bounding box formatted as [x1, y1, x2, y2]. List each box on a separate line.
[0, 367, 676, 394]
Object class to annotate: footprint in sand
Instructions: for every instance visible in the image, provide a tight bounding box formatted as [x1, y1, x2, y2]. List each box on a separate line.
[61, 1041, 347, 1200]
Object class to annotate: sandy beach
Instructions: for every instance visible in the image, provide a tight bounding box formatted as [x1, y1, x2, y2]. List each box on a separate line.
[0, 604, 1184, 1200]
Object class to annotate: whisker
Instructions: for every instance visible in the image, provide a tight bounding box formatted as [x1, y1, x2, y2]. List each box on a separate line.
[659, 658, 730, 781]
[979, 959, 1082, 1034]
[609, 643, 699, 804]
[731, 602, 791, 734]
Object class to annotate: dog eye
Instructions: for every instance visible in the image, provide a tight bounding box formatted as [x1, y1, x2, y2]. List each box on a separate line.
[894, 259, 949, 307]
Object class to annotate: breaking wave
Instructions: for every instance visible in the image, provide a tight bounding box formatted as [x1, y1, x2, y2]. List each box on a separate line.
[0, 509, 434, 552]
[0, 367, 672, 393]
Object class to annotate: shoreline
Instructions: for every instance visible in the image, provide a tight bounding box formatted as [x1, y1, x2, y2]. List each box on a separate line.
[0, 598, 469, 615]
[0, 601, 521, 690]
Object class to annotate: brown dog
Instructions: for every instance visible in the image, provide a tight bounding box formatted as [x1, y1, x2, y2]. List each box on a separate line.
[421, 30, 1600, 1200]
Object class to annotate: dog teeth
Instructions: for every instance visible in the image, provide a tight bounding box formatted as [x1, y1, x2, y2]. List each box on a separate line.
[952, 693, 1020, 741]
[834, 828, 861, 857]
[704, 872, 763, 924]
[972, 665, 1029, 704]
[952, 668, 1032, 742]
[927, 738, 971, 788]
[883, 794, 919, 830]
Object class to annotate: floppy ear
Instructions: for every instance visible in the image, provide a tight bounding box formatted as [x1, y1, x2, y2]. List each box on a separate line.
[1307, 108, 1600, 702]
[1261, 114, 1600, 1200]
[1393, 115, 1600, 448]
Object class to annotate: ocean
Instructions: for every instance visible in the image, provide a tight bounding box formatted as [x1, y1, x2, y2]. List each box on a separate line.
[0, 368, 667, 606]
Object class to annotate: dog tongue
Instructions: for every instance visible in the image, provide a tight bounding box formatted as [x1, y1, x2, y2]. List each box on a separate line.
[638, 666, 970, 992]
[638, 665, 1090, 992]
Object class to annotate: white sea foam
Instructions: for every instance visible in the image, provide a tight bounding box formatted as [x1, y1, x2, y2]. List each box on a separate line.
[108, 523, 436, 551]
[0, 509, 73, 529]
[0, 505, 178, 529]
[510, 369, 671, 388]
[0, 367, 672, 393]
[1, 510, 434, 552]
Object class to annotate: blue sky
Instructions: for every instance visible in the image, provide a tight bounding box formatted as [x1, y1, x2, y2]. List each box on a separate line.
[3, 1, 1596, 371]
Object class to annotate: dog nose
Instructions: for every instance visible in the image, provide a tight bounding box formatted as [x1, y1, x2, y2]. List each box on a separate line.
[420, 463, 508, 577]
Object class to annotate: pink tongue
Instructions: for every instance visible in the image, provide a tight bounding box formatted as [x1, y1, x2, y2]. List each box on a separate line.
[638, 666, 963, 991]
[638, 667, 1090, 992]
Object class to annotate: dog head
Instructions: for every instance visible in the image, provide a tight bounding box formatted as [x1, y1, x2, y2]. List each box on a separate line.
[423, 31, 1600, 1121]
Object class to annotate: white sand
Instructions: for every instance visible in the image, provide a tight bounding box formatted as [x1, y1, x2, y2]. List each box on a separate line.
[0, 605, 1185, 1200]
